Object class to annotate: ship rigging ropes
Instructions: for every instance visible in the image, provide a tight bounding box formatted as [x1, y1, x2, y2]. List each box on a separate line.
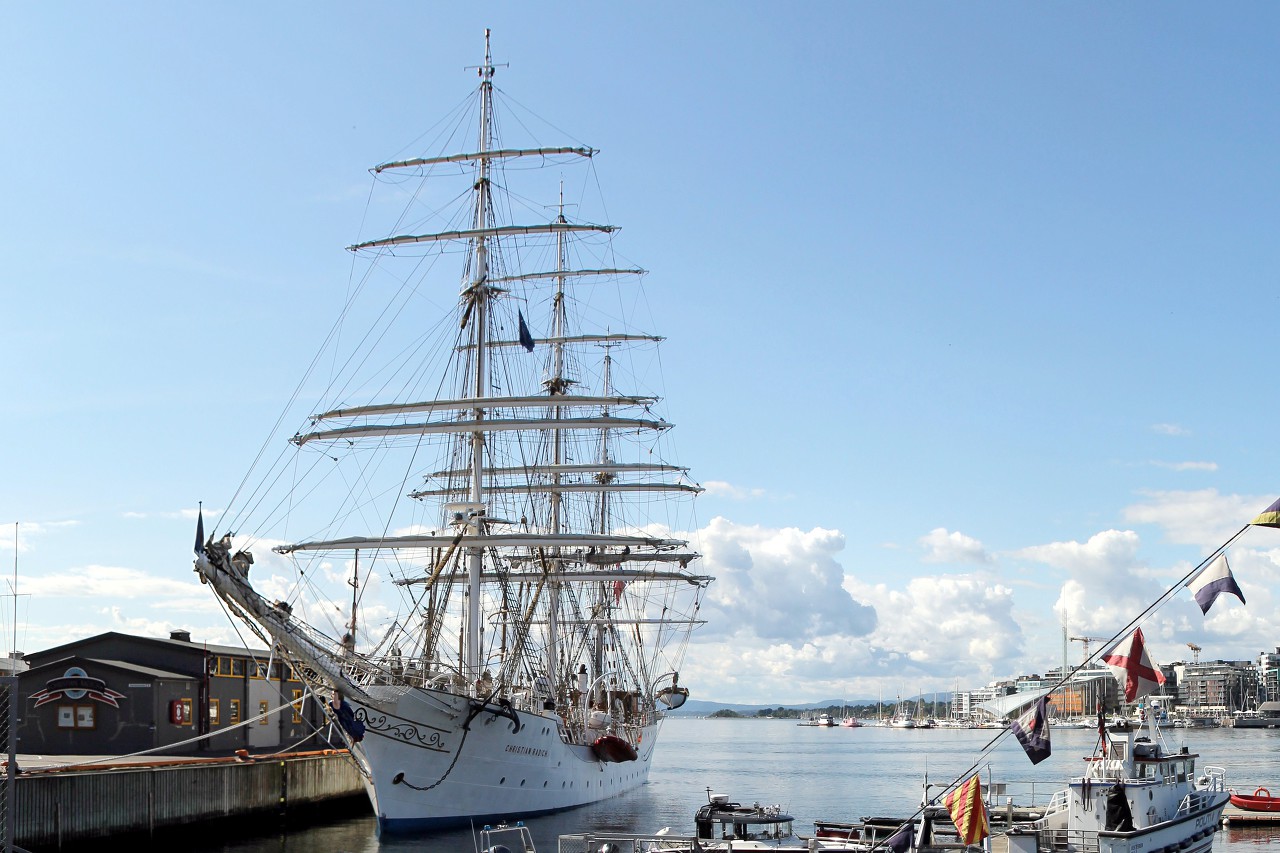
[201, 76, 704, 706]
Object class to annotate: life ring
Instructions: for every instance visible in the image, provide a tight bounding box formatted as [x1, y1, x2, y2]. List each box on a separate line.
[1255, 787, 1271, 798]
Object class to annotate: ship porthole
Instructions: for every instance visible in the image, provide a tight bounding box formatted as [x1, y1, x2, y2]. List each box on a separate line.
[499, 777, 506, 784]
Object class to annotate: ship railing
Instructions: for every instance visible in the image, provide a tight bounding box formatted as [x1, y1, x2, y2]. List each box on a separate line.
[1198, 765, 1226, 792]
[1033, 828, 1101, 853]
[1176, 787, 1224, 817]
[559, 831, 699, 852]
[985, 780, 1068, 811]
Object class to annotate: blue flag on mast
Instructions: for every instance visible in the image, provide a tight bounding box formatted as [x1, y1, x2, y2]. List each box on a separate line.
[517, 310, 536, 352]
[194, 507, 205, 556]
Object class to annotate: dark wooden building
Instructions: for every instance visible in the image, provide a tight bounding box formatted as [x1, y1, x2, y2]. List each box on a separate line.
[17, 630, 332, 756]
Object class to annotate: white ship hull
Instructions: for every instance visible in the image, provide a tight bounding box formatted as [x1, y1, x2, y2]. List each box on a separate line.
[354, 687, 656, 830]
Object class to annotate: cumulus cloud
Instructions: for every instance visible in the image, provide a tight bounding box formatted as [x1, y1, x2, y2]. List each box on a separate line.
[846, 573, 1023, 679]
[1013, 529, 1164, 640]
[675, 518, 1030, 702]
[1015, 529, 1141, 579]
[1122, 489, 1265, 548]
[703, 481, 766, 500]
[919, 528, 992, 565]
[698, 517, 875, 643]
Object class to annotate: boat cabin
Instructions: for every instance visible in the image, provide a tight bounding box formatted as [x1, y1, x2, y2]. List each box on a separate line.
[1022, 716, 1227, 853]
[695, 794, 795, 843]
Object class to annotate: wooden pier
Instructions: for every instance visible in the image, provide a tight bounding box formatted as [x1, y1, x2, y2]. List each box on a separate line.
[1222, 805, 1280, 826]
[13, 749, 368, 850]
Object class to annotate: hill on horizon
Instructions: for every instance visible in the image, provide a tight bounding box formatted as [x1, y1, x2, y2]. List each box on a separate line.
[665, 694, 953, 716]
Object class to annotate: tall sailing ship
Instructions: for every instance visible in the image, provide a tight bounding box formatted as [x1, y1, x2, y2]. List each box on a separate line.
[195, 30, 711, 832]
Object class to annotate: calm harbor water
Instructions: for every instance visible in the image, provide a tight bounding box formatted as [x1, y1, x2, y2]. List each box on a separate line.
[188, 719, 1280, 852]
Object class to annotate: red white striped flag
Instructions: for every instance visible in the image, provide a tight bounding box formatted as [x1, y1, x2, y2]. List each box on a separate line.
[943, 774, 989, 846]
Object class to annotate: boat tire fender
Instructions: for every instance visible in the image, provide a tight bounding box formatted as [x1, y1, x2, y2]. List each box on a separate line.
[1256, 787, 1271, 798]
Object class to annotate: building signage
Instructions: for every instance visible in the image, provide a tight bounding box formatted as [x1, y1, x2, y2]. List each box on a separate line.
[30, 666, 127, 708]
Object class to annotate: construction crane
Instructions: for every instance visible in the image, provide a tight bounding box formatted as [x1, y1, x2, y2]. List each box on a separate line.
[1187, 642, 1202, 664]
[1070, 636, 1106, 664]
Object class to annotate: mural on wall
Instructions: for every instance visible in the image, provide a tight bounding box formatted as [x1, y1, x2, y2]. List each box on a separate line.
[30, 666, 128, 708]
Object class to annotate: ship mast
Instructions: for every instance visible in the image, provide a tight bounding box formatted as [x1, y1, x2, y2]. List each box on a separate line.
[545, 185, 571, 684]
[464, 29, 497, 686]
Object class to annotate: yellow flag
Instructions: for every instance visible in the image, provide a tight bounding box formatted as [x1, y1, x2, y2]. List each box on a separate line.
[944, 775, 989, 846]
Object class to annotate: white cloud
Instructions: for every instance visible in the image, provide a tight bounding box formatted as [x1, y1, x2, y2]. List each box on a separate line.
[1016, 529, 1141, 578]
[1149, 461, 1218, 472]
[698, 517, 875, 644]
[1122, 489, 1265, 548]
[676, 518, 1029, 702]
[1151, 423, 1190, 437]
[0, 520, 79, 552]
[846, 573, 1023, 679]
[703, 481, 765, 500]
[22, 565, 203, 600]
[919, 528, 992, 565]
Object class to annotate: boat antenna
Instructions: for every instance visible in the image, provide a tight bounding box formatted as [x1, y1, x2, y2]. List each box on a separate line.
[11, 522, 16, 661]
[465, 28, 509, 79]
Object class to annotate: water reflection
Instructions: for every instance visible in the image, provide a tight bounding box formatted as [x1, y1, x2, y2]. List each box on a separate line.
[185, 719, 1280, 852]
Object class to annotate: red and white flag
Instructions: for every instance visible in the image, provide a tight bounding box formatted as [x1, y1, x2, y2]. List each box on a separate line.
[1102, 627, 1165, 702]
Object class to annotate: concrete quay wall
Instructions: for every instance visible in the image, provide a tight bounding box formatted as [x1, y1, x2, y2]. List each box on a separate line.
[15, 750, 368, 849]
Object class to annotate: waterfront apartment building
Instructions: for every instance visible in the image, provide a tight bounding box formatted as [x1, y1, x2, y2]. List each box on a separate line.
[1171, 658, 1259, 716]
[16, 630, 333, 756]
[952, 681, 1015, 720]
[1259, 648, 1280, 703]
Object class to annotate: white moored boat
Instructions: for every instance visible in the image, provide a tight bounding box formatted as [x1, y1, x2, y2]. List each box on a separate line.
[195, 29, 710, 833]
[1007, 715, 1228, 853]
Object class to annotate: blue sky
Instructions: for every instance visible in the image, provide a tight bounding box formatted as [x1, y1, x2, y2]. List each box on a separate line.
[4, 3, 1280, 704]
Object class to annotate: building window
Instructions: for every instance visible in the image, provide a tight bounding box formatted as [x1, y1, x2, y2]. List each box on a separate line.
[230, 658, 245, 677]
[210, 699, 220, 726]
[57, 706, 75, 728]
[75, 705, 96, 729]
[259, 700, 270, 724]
[171, 698, 194, 726]
[291, 690, 304, 724]
[229, 699, 241, 725]
[253, 661, 268, 680]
